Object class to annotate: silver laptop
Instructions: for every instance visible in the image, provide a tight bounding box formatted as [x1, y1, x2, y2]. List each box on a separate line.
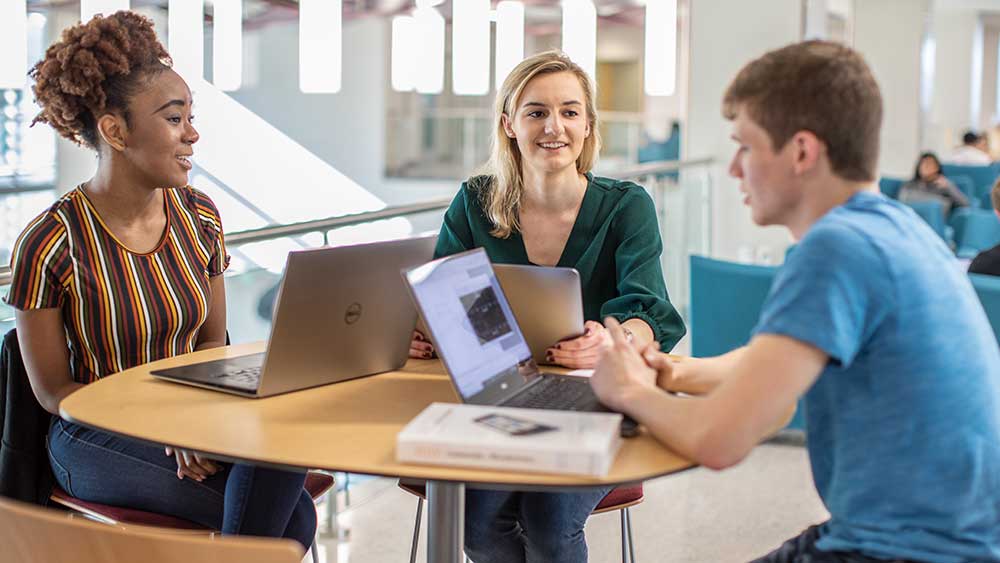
[404, 248, 638, 436]
[494, 264, 584, 364]
[151, 235, 437, 397]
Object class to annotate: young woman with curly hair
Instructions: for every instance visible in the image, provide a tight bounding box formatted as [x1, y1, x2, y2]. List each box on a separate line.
[4, 11, 316, 550]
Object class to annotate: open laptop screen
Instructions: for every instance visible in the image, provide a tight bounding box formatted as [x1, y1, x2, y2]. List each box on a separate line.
[406, 249, 538, 403]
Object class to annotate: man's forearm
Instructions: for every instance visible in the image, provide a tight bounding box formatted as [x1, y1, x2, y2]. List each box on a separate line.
[624, 386, 724, 465]
[668, 347, 746, 394]
[625, 381, 773, 470]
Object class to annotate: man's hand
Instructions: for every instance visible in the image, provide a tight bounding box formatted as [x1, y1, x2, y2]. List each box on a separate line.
[642, 346, 685, 391]
[165, 447, 222, 482]
[590, 317, 659, 412]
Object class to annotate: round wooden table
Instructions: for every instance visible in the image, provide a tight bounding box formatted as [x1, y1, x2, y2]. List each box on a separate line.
[60, 342, 698, 562]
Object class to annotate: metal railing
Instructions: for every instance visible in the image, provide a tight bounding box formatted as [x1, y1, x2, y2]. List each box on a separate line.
[0, 199, 455, 287]
[0, 158, 713, 290]
[607, 156, 713, 179]
[226, 198, 454, 247]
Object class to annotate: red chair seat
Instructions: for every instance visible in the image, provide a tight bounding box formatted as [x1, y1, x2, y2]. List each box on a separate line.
[593, 484, 643, 513]
[305, 472, 335, 500]
[398, 481, 643, 514]
[50, 486, 207, 530]
[51, 471, 335, 531]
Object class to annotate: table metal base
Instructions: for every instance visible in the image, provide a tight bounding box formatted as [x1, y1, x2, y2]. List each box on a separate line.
[426, 480, 465, 563]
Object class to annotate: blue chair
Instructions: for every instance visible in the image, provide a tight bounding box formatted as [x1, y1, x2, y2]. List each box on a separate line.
[969, 273, 1000, 346]
[953, 209, 1000, 258]
[981, 190, 994, 210]
[903, 200, 948, 240]
[941, 163, 999, 203]
[638, 125, 681, 181]
[878, 176, 905, 199]
[948, 176, 978, 207]
[689, 255, 805, 430]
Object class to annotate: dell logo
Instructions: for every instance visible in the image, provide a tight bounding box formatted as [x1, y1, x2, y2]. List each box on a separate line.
[345, 302, 362, 325]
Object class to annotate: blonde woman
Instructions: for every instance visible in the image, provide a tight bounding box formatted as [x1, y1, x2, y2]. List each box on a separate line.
[410, 51, 685, 563]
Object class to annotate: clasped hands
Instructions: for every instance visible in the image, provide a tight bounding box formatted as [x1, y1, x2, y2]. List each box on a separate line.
[164, 447, 222, 482]
[589, 317, 679, 413]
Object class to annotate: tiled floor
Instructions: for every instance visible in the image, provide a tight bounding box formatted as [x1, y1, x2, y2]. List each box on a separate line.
[310, 441, 828, 563]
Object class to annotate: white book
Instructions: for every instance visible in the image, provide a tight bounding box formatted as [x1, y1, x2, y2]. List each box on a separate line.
[396, 403, 623, 477]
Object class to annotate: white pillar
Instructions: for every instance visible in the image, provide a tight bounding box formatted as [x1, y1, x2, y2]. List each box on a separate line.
[979, 25, 999, 131]
[803, 0, 829, 40]
[922, 7, 980, 155]
[853, 0, 930, 176]
[685, 0, 801, 261]
[642, 1, 689, 143]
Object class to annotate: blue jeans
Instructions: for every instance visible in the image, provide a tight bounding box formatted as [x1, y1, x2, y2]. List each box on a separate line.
[751, 525, 923, 563]
[47, 417, 316, 550]
[464, 487, 612, 563]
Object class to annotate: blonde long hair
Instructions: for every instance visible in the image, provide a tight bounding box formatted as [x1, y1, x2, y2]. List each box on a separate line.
[480, 50, 602, 238]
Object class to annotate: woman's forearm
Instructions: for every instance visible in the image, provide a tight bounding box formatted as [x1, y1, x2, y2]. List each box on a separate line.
[36, 380, 85, 416]
[622, 318, 654, 348]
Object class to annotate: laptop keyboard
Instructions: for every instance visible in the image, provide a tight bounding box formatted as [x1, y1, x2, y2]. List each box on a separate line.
[506, 376, 602, 411]
[210, 366, 262, 389]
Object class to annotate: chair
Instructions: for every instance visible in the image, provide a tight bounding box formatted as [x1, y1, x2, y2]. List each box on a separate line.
[952, 209, 1000, 259]
[49, 467, 334, 562]
[942, 163, 999, 203]
[878, 176, 905, 199]
[689, 255, 777, 357]
[689, 255, 805, 430]
[0, 330, 335, 562]
[903, 200, 948, 240]
[949, 176, 978, 207]
[0, 495, 304, 563]
[970, 274, 1000, 346]
[399, 480, 642, 563]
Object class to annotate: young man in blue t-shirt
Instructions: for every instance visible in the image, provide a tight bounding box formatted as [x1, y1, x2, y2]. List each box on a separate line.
[591, 40, 1000, 563]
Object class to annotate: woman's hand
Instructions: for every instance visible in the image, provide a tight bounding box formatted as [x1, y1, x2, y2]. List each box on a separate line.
[165, 447, 221, 482]
[409, 330, 435, 359]
[546, 320, 612, 369]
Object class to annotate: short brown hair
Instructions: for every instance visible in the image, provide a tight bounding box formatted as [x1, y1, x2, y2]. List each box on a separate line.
[30, 11, 171, 149]
[723, 40, 882, 182]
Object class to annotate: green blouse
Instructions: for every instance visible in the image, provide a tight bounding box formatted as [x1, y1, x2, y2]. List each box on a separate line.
[434, 173, 686, 351]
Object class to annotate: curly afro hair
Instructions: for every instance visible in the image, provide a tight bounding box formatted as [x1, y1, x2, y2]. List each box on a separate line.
[29, 11, 173, 149]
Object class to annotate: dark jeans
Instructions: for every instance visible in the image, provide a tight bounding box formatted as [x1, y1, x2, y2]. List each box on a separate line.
[464, 486, 613, 563]
[47, 417, 316, 550]
[751, 524, 922, 563]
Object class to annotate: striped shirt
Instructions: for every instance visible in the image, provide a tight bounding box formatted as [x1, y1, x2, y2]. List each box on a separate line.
[3, 186, 230, 384]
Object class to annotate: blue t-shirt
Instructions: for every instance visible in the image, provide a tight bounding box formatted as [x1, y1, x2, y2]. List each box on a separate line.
[754, 191, 1000, 562]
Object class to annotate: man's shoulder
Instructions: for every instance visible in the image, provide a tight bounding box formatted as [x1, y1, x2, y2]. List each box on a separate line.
[814, 193, 908, 241]
[800, 212, 878, 257]
[790, 198, 898, 279]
